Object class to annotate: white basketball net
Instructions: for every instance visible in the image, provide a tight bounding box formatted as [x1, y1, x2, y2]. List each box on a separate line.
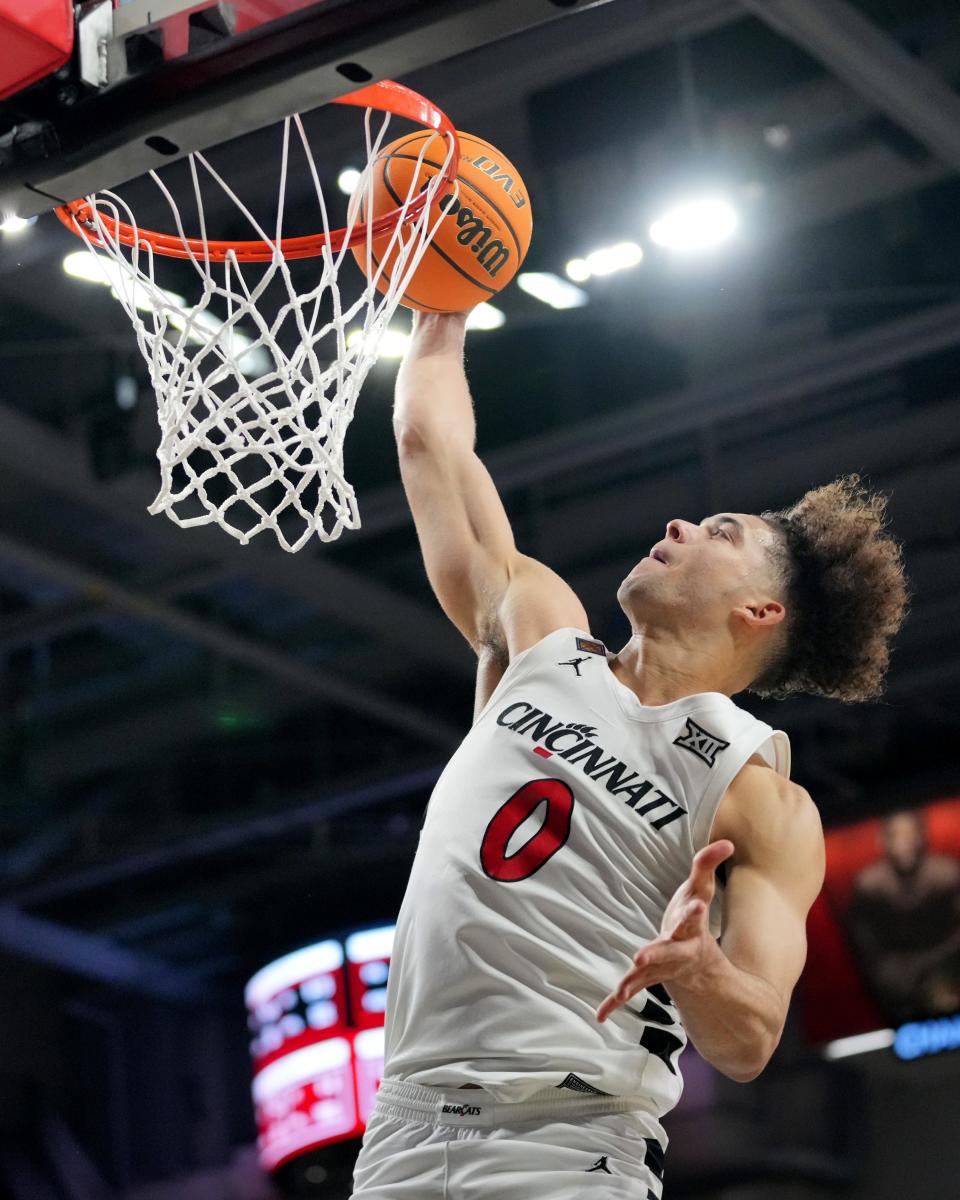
[72, 109, 455, 552]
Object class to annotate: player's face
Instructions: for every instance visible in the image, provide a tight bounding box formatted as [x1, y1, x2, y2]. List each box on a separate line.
[618, 511, 783, 630]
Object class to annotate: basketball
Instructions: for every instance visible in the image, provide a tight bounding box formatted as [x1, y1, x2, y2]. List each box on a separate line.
[350, 130, 533, 312]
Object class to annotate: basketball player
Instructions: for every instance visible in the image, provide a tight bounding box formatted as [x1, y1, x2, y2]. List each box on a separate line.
[350, 311, 909, 1199]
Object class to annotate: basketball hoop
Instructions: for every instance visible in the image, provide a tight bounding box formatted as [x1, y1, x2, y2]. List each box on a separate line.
[55, 81, 460, 552]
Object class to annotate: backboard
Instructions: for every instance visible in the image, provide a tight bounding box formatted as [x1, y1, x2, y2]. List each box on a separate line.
[0, 0, 615, 222]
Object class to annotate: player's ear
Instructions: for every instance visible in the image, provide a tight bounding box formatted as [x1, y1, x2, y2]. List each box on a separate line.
[732, 598, 785, 630]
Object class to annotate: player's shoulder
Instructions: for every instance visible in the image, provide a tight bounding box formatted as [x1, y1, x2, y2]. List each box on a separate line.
[729, 752, 812, 805]
[715, 755, 822, 853]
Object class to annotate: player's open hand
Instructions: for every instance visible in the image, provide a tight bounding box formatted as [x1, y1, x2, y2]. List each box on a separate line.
[596, 839, 734, 1023]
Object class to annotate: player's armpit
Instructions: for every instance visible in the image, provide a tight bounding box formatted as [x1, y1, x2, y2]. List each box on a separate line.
[397, 435, 588, 657]
[395, 313, 589, 660]
[491, 553, 590, 660]
[715, 769, 826, 1052]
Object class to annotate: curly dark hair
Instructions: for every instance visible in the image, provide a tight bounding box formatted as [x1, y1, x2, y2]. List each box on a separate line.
[749, 474, 910, 702]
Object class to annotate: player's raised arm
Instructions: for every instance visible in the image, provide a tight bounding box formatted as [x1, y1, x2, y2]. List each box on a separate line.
[393, 311, 588, 661]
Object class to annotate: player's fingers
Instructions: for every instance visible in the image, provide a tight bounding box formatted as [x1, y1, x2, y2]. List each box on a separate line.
[633, 939, 668, 965]
[625, 946, 679, 989]
[696, 839, 735, 869]
[638, 938, 693, 973]
[596, 994, 622, 1023]
[597, 971, 648, 1021]
[688, 840, 734, 894]
[611, 961, 653, 1002]
[668, 899, 706, 940]
[597, 950, 679, 1021]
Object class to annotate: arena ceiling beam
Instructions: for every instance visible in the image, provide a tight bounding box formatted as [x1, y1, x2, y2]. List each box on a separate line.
[763, 141, 947, 239]
[0, 563, 233, 654]
[741, 0, 960, 171]
[0, 597, 101, 654]
[0, 904, 214, 1002]
[414, 0, 741, 119]
[10, 763, 444, 908]
[19, 640, 436, 794]
[16, 680, 304, 797]
[0, 399, 471, 678]
[355, 299, 960, 533]
[0, 790, 118, 885]
[0, 532, 464, 750]
[714, 24, 960, 164]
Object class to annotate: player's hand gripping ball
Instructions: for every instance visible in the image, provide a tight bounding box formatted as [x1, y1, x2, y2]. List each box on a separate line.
[596, 839, 736, 1022]
[350, 130, 532, 312]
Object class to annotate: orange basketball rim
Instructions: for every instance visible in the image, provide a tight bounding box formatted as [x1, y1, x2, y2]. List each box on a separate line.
[54, 80, 460, 262]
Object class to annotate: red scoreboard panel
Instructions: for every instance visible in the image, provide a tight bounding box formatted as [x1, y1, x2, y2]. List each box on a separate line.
[245, 927, 394, 1173]
[345, 926, 393, 1028]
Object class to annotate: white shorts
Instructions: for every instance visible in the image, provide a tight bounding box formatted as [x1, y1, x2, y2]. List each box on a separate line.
[349, 1079, 667, 1199]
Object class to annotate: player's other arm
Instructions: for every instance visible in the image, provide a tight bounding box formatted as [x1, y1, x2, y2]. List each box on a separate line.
[393, 311, 588, 661]
[597, 766, 825, 1083]
[677, 772, 824, 1081]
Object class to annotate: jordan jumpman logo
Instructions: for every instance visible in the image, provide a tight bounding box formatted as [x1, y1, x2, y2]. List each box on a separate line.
[586, 1155, 612, 1173]
[559, 656, 591, 676]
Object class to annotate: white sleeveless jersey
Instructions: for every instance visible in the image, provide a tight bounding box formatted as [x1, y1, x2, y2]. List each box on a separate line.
[382, 627, 791, 1116]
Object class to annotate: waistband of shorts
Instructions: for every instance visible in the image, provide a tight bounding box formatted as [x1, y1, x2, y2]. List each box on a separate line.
[374, 1077, 666, 1143]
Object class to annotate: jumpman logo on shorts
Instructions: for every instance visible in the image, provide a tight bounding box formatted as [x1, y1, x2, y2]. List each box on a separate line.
[559, 655, 591, 676]
[586, 1155, 612, 1173]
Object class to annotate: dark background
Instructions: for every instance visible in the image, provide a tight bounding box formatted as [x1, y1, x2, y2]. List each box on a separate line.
[1, 0, 959, 1197]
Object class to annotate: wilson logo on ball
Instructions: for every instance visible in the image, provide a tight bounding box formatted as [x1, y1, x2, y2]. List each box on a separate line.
[436, 192, 511, 278]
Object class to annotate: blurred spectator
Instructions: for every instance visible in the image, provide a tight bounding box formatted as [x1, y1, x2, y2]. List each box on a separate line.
[844, 810, 960, 1024]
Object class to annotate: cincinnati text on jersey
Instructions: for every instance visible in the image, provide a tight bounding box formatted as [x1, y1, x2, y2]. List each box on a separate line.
[495, 701, 687, 831]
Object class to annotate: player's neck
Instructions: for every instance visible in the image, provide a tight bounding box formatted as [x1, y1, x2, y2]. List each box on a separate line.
[610, 629, 744, 705]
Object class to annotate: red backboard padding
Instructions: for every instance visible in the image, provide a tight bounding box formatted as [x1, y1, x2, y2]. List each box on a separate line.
[0, 0, 74, 101]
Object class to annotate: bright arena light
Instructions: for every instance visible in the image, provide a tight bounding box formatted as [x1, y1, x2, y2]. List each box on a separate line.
[822, 1028, 895, 1061]
[466, 302, 505, 331]
[379, 328, 412, 356]
[63, 249, 112, 284]
[347, 326, 411, 358]
[338, 167, 363, 195]
[648, 196, 739, 252]
[517, 272, 588, 310]
[65, 250, 185, 313]
[588, 242, 644, 276]
[65, 250, 164, 313]
[347, 305, 503, 358]
[0, 215, 34, 234]
[167, 307, 272, 378]
[64, 250, 269, 378]
[565, 242, 643, 282]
